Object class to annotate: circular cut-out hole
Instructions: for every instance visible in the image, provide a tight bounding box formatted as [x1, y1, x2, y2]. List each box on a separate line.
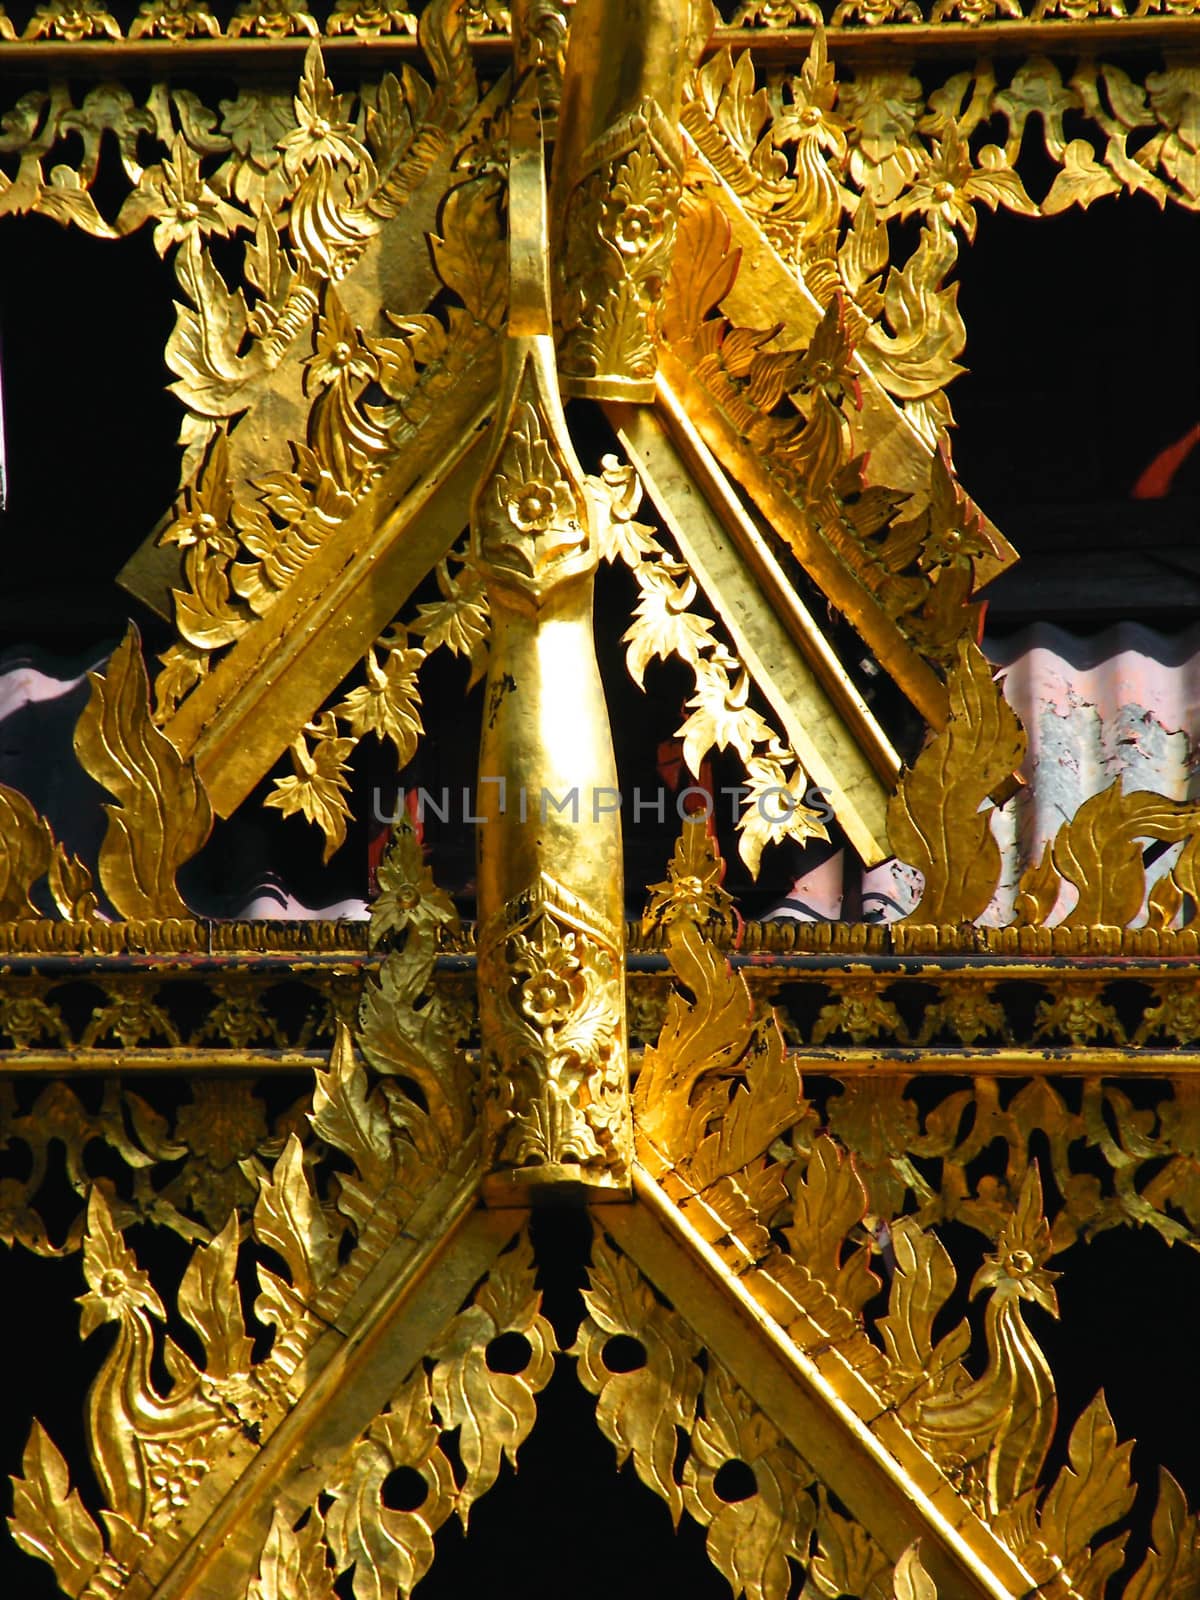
[601, 1334, 647, 1373]
[486, 1331, 533, 1374]
[713, 1459, 758, 1503]
[382, 1466, 428, 1512]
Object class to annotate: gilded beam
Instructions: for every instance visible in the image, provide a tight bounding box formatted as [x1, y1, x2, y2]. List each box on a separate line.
[0, 15, 1197, 68]
[609, 1172, 1040, 1600]
[140, 1198, 521, 1600]
[164, 391, 497, 820]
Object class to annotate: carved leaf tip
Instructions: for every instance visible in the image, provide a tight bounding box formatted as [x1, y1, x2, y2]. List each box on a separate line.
[74, 624, 212, 920]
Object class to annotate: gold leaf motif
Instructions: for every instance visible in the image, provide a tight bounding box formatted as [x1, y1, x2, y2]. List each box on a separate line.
[1014, 841, 1060, 928]
[0, 782, 53, 920]
[877, 1217, 969, 1408]
[47, 841, 99, 922]
[311, 1022, 396, 1228]
[1052, 781, 1200, 929]
[1034, 1392, 1135, 1587]
[410, 552, 490, 689]
[681, 1362, 816, 1600]
[264, 711, 355, 864]
[324, 1369, 457, 1600]
[7, 1421, 105, 1598]
[892, 1542, 938, 1600]
[1126, 1470, 1200, 1600]
[677, 649, 775, 782]
[739, 752, 830, 878]
[428, 1231, 557, 1525]
[74, 626, 213, 919]
[571, 1230, 703, 1524]
[809, 1491, 892, 1599]
[622, 562, 720, 690]
[251, 1132, 337, 1303]
[429, 174, 507, 330]
[336, 640, 425, 767]
[248, 1507, 337, 1600]
[887, 640, 1025, 924]
[784, 1135, 878, 1313]
[177, 1213, 253, 1381]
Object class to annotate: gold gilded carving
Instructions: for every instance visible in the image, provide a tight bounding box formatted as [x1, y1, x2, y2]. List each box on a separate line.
[0, 1074, 293, 1255]
[887, 640, 1024, 924]
[479, 880, 628, 1186]
[8, 1424, 104, 1598]
[247, 1509, 337, 1600]
[322, 1370, 458, 1598]
[74, 627, 213, 921]
[551, 0, 698, 399]
[358, 822, 475, 1169]
[573, 1224, 953, 1600]
[590, 455, 831, 876]
[730, 0, 822, 25]
[682, 1364, 816, 1600]
[5, 12, 1200, 1600]
[916, 1167, 1058, 1516]
[0, 784, 53, 921]
[258, 550, 490, 857]
[659, 169, 997, 704]
[7, 863, 486, 1598]
[244, 1229, 554, 1600]
[574, 1234, 823, 1600]
[229, 0, 319, 36]
[1011, 780, 1200, 931]
[0, 780, 97, 924]
[824, 1071, 1200, 1251]
[471, 288, 629, 1188]
[571, 1228, 704, 1522]
[129, 0, 220, 38]
[263, 711, 357, 863]
[427, 1229, 557, 1525]
[22, 0, 119, 38]
[636, 820, 805, 1264]
[9, 1191, 254, 1587]
[326, 0, 417, 35]
[556, 98, 682, 399]
[811, 971, 909, 1043]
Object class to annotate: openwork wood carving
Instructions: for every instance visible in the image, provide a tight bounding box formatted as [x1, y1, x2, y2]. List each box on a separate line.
[1, 2, 1199, 1598]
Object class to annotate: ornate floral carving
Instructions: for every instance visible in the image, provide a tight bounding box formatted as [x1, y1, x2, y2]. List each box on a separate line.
[557, 100, 682, 399]
[479, 878, 629, 1185]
